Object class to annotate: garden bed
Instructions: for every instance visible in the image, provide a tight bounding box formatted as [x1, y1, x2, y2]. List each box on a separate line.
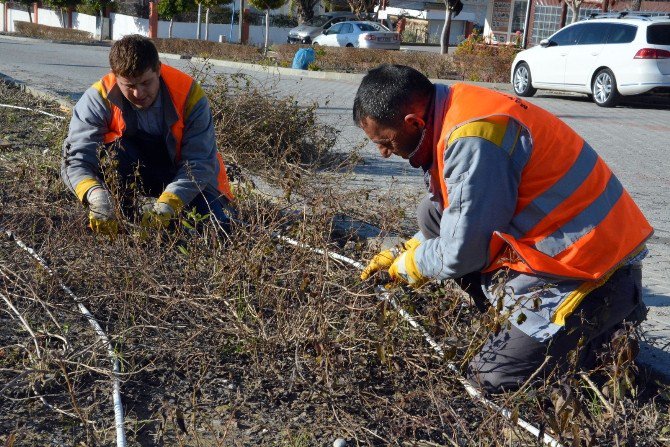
[0, 78, 667, 446]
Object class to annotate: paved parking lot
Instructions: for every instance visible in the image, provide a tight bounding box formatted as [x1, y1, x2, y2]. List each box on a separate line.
[2, 35, 669, 374]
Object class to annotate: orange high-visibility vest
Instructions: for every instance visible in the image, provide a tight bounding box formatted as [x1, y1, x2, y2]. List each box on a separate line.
[96, 65, 233, 201]
[431, 84, 652, 280]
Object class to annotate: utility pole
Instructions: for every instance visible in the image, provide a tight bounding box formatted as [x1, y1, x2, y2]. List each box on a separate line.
[196, 2, 202, 39]
[238, 0, 244, 43]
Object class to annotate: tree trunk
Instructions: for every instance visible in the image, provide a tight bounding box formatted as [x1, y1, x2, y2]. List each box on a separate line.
[196, 3, 202, 39]
[264, 8, 270, 54]
[27, 8, 32, 23]
[238, 0, 244, 44]
[559, 1, 567, 28]
[570, 4, 579, 23]
[205, 7, 210, 40]
[169, 18, 174, 38]
[61, 8, 65, 28]
[631, 0, 641, 11]
[440, 9, 452, 54]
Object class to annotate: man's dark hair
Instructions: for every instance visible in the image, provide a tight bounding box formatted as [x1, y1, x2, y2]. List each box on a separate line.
[109, 35, 160, 78]
[353, 64, 433, 127]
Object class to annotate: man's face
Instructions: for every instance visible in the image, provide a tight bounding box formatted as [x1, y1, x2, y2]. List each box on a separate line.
[116, 65, 161, 109]
[359, 115, 425, 159]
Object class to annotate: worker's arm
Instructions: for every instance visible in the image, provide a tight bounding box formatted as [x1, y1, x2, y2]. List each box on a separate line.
[60, 86, 111, 202]
[412, 134, 524, 279]
[161, 82, 219, 207]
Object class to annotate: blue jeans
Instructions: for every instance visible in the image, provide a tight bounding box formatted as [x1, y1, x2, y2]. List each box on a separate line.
[104, 131, 233, 231]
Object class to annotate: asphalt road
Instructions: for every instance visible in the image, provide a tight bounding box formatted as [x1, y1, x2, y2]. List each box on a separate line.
[1, 35, 670, 374]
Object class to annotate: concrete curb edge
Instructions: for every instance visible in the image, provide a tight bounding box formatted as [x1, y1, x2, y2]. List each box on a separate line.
[0, 71, 73, 111]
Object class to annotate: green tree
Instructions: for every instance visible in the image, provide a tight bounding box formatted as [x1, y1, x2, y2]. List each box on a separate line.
[247, 0, 288, 51]
[46, 0, 80, 28]
[14, 0, 34, 23]
[157, 0, 196, 37]
[195, 0, 231, 40]
[345, 0, 375, 16]
[290, 0, 319, 23]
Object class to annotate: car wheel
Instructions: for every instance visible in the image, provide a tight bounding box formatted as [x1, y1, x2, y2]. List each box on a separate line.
[513, 62, 537, 97]
[592, 68, 620, 108]
[346, 43, 354, 47]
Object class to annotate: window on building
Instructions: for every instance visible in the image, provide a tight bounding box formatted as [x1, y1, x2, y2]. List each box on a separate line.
[511, 0, 528, 33]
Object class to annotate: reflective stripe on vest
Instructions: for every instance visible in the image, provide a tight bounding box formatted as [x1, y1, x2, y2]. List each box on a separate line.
[92, 65, 233, 201]
[432, 84, 652, 281]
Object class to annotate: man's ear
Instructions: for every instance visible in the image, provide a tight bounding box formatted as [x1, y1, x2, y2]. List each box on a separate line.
[156, 62, 162, 76]
[404, 113, 425, 130]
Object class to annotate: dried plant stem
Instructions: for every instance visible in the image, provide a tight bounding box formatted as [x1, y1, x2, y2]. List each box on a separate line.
[580, 372, 614, 415]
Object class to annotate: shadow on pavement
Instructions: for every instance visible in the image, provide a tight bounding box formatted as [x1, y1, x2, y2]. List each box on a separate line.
[537, 92, 670, 110]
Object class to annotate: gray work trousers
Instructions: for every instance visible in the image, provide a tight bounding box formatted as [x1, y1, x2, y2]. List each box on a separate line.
[416, 195, 646, 394]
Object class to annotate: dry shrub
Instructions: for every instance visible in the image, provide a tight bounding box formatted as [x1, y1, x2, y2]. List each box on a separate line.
[207, 73, 340, 181]
[13, 21, 94, 42]
[452, 35, 520, 83]
[0, 80, 668, 447]
[153, 38, 265, 62]
[273, 44, 459, 78]
[153, 38, 459, 79]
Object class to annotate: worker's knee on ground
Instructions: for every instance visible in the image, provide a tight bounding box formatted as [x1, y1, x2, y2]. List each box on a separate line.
[465, 364, 524, 395]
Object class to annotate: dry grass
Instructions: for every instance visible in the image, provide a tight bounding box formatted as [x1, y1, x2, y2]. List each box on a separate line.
[452, 35, 520, 83]
[0, 79, 668, 446]
[9, 26, 519, 82]
[13, 21, 95, 42]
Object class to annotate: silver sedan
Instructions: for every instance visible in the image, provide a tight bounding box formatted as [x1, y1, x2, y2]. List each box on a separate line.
[312, 21, 400, 50]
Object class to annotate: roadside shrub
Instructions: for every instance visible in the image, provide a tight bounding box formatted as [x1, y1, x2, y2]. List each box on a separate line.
[207, 73, 340, 184]
[273, 44, 458, 78]
[13, 21, 94, 42]
[153, 37, 264, 61]
[452, 31, 519, 83]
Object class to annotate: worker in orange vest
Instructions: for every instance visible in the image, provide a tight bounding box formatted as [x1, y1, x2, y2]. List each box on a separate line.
[61, 34, 234, 238]
[355, 64, 652, 394]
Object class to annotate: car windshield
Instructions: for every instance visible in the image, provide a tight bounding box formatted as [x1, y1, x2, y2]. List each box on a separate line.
[306, 16, 331, 27]
[647, 24, 670, 45]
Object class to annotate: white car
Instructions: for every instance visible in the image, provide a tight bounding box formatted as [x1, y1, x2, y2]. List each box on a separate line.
[312, 21, 400, 50]
[511, 13, 670, 107]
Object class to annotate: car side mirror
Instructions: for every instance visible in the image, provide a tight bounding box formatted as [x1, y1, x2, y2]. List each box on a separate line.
[540, 39, 549, 47]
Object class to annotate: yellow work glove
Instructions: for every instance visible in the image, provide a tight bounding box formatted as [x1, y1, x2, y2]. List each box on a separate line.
[85, 185, 118, 239]
[360, 237, 421, 281]
[388, 243, 428, 288]
[141, 192, 183, 230]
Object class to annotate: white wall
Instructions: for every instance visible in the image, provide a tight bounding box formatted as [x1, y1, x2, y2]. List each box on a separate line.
[6, 8, 31, 32]
[3, 6, 292, 46]
[38, 7, 65, 28]
[110, 12, 149, 40]
[72, 11, 98, 36]
[110, 12, 292, 45]
[0, 3, 5, 33]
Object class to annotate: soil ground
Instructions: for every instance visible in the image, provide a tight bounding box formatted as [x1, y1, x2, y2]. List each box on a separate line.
[1, 81, 669, 447]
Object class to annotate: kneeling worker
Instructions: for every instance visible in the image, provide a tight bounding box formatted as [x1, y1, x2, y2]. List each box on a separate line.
[355, 64, 652, 394]
[61, 34, 233, 236]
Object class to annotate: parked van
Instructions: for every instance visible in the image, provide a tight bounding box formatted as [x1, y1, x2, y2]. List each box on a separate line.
[287, 11, 357, 44]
